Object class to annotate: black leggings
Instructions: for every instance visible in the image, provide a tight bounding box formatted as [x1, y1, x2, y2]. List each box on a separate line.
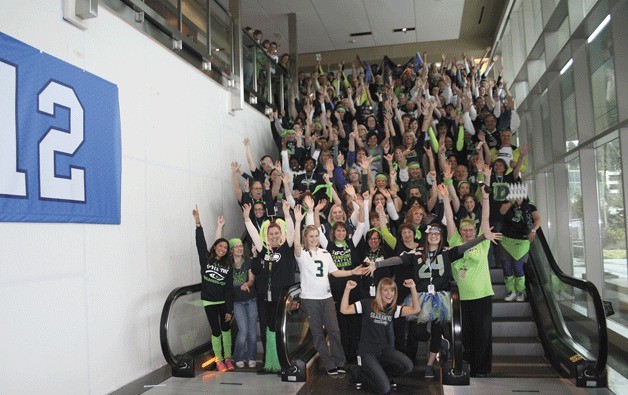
[204, 303, 230, 337]
[263, 300, 279, 332]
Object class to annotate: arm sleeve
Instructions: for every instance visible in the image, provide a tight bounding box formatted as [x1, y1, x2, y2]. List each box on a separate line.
[445, 235, 487, 261]
[195, 227, 208, 265]
[380, 225, 397, 250]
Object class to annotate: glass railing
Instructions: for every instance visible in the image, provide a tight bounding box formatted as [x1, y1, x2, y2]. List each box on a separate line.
[160, 281, 315, 379]
[105, 0, 293, 115]
[526, 229, 608, 387]
[159, 283, 213, 377]
[276, 284, 316, 382]
[442, 283, 469, 385]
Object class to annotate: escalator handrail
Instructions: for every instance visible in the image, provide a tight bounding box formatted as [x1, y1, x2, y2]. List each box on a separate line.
[449, 282, 464, 375]
[535, 229, 608, 376]
[159, 283, 204, 367]
[276, 283, 304, 369]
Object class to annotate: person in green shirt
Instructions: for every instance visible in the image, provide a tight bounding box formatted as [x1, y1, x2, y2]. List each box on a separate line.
[439, 161, 502, 377]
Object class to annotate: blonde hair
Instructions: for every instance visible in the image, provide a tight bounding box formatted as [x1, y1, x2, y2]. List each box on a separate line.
[327, 204, 347, 224]
[301, 225, 319, 251]
[372, 277, 398, 314]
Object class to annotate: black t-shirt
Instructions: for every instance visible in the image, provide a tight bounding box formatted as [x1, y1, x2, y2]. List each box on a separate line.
[326, 239, 361, 303]
[502, 203, 537, 239]
[489, 173, 518, 224]
[355, 298, 402, 355]
[232, 259, 256, 302]
[398, 249, 453, 293]
[251, 243, 297, 301]
[357, 240, 394, 299]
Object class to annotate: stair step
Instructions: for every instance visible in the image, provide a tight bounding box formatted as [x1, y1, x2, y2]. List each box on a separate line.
[490, 268, 504, 283]
[492, 300, 532, 318]
[492, 317, 537, 337]
[492, 355, 550, 365]
[493, 337, 544, 356]
[492, 283, 507, 299]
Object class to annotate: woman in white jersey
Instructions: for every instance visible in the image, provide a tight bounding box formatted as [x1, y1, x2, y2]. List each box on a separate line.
[293, 205, 368, 377]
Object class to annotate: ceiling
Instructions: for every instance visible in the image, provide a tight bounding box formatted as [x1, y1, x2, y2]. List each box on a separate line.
[235, 0, 506, 61]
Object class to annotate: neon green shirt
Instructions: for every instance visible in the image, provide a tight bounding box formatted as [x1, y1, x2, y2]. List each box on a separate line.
[448, 232, 494, 300]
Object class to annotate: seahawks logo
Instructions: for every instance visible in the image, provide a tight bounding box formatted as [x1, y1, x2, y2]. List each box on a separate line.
[207, 272, 225, 281]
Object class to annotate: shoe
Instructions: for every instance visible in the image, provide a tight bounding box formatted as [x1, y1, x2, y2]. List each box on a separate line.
[235, 360, 245, 368]
[248, 360, 257, 368]
[336, 366, 346, 374]
[224, 358, 235, 371]
[216, 360, 228, 372]
[389, 379, 397, 389]
[349, 365, 363, 389]
[424, 364, 434, 379]
[327, 368, 339, 377]
[515, 293, 525, 302]
[504, 292, 517, 302]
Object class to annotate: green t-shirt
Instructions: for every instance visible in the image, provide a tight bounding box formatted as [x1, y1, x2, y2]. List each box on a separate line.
[448, 232, 494, 301]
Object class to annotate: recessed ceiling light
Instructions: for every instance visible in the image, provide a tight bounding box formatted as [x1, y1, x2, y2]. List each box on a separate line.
[349, 31, 372, 37]
[393, 27, 415, 33]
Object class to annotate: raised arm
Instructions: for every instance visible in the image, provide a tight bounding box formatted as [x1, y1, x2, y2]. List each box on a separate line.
[283, 200, 295, 247]
[438, 183, 457, 240]
[340, 280, 359, 315]
[243, 204, 263, 252]
[231, 162, 243, 203]
[215, 215, 225, 241]
[243, 138, 256, 173]
[293, 204, 304, 257]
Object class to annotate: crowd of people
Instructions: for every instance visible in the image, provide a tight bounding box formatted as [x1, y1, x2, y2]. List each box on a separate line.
[194, 46, 542, 392]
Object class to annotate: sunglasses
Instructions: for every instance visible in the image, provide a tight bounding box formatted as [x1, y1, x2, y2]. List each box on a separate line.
[425, 225, 442, 234]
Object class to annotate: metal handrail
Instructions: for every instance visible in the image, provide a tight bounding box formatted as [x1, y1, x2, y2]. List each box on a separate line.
[159, 283, 205, 367]
[535, 229, 608, 377]
[449, 283, 464, 376]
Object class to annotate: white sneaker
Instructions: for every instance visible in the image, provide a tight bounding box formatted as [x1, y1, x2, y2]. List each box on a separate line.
[248, 360, 257, 368]
[504, 292, 517, 302]
[515, 293, 525, 302]
[235, 361, 245, 368]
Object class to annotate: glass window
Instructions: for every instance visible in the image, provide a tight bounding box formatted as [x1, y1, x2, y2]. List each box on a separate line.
[588, 17, 617, 134]
[556, 16, 570, 51]
[595, 133, 627, 327]
[560, 64, 578, 150]
[567, 155, 585, 279]
[544, 169, 557, 251]
[540, 89, 552, 164]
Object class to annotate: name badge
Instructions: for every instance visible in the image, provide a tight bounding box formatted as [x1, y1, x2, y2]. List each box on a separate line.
[370, 285, 376, 297]
[428, 284, 435, 295]
[268, 289, 272, 301]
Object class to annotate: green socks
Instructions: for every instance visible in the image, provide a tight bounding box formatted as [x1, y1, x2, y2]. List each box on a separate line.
[222, 330, 232, 359]
[211, 335, 223, 361]
[264, 329, 281, 372]
[504, 275, 515, 293]
[515, 276, 526, 294]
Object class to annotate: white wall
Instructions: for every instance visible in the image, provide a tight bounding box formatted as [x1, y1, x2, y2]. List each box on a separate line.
[0, 2, 274, 393]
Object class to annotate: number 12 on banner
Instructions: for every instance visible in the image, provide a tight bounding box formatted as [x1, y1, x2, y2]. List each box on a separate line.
[0, 60, 85, 202]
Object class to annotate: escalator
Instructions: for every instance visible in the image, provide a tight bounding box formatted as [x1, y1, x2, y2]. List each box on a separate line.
[159, 282, 316, 380]
[524, 229, 609, 387]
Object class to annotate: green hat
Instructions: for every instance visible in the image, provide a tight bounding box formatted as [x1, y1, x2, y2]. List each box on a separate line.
[229, 238, 243, 248]
[375, 174, 388, 181]
[336, 106, 346, 113]
[280, 129, 296, 138]
[407, 162, 421, 170]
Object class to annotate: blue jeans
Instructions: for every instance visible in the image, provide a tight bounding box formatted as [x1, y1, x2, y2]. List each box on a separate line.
[354, 347, 413, 394]
[233, 298, 258, 362]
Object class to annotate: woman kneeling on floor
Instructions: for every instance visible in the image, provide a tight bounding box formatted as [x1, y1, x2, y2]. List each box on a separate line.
[341, 277, 420, 394]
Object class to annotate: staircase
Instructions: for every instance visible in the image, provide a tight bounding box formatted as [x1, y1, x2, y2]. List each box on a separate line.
[490, 268, 558, 377]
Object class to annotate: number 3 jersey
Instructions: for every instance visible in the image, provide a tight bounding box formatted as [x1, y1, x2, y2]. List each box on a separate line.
[295, 248, 338, 299]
